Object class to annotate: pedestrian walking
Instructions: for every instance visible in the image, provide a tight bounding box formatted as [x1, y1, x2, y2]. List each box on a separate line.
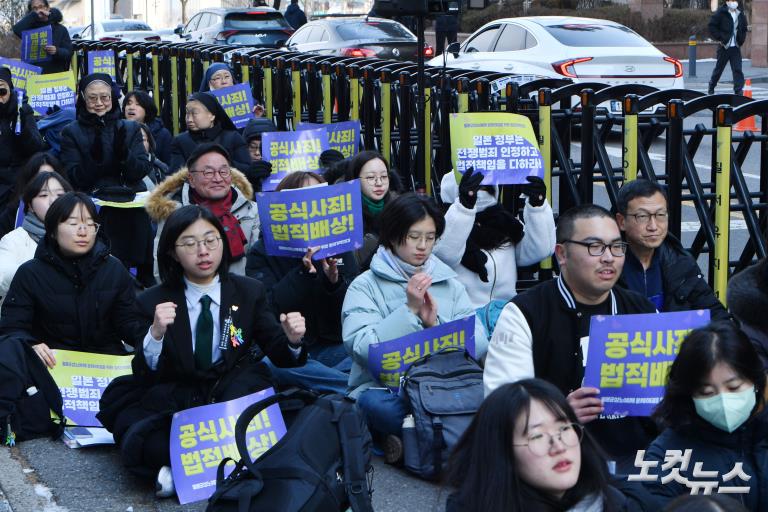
[708, 0, 748, 95]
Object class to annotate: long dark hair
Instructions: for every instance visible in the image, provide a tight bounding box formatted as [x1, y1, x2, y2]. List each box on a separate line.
[653, 322, 766, 429]
[445, 379, 613, 512]
[157, 205, 231, 289]
[43, 192, 100, 249]
[123, 90, 158, 123]
[14, 152, 63, 202]
[22, 171, 73, 214]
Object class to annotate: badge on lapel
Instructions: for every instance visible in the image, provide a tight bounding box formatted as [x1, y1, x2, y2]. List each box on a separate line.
[219, 306, 244, 350]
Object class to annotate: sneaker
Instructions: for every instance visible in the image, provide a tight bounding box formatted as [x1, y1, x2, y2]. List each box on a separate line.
[155, 465, 175, 498]
[384, 435, 403, 465]
[708, 87, 715, 95]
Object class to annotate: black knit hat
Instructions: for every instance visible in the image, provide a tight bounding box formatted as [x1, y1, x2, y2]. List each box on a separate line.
[185, 142, 231, 171]
[187, 92, 236, 131]
[0, 67, 12, 92]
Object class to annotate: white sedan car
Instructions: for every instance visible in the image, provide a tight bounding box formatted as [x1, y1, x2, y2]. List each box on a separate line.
[75, 19, 161, 42]
[428, 16, 684, 94]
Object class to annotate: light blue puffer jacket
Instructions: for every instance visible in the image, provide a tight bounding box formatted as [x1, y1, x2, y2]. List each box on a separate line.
[341, 247, 489, 398]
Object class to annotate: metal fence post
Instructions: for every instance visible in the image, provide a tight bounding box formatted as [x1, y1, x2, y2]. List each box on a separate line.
[579, 88, 595, 203]
[538, 87, 553, 273]
[689, 36, 697, 78]
[666, 99, 684, 239]
[622, 94, 639, 182]
[713, 104, 733, 304]
[380, 69, 392, 165]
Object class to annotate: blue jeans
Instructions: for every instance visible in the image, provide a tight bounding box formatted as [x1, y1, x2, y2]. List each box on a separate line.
[308, 344, 351, 373]
[263, 355, 349, 395]
[356, 388, 410, 437]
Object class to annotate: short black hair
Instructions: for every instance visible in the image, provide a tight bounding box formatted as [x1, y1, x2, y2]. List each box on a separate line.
[616, 179, 668, 215]
[653, 321, 766, 429]
[348, 150, 389, 179]
[138, 123, 156, 154]
[157, 205, 231, 289]
[186, 142, 231, 172]
[556, 204, 615, 243]
[276, 171, 325, 191]
[22, 171, 73, 213]
[44, 192, 99, 243]
[14, 152, 62, 201]
[727, 259, 768, 331]
[378, 192, 445, 250]
[27, 0, 49, 11]
[123, 90, 158, 123]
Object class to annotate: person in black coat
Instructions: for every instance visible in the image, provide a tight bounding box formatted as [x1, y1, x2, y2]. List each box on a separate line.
[0, 67, 45, 210]
[708, 0, 748, 95]
[434, 13, 459, 56]
[727, 258, 768, 371]
[99, 205, 307, 498]
[123, 90, 173, 167]
[169, 92, 252, 185]
[0, 192, 144, 359]
[641, 322, 768, 511]
[61, 73, 155, 287]
[12, 0, 72, 75]
[284, 0, 307, 30]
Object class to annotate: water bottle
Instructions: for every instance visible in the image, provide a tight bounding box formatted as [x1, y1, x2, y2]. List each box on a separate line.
[402, 414, 419, 472]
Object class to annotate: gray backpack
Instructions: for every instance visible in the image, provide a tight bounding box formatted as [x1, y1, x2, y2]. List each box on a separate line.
[401, 348, 484, 480]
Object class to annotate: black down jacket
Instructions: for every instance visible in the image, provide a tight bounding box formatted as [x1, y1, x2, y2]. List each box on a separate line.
[169, 124, 251, 175]
[12, 8, 72, 74]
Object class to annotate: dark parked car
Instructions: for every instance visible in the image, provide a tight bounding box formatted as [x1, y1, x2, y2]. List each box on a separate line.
[285, 17, 433, 60]
[174, 7, 294, 47]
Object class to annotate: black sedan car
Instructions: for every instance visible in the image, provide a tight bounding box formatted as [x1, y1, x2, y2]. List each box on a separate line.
[284, 17, 433, 61]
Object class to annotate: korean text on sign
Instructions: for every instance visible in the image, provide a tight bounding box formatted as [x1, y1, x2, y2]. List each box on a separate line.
[169, 388, 287, 504]
[87, 50, 117, 80]
[297, 120, 361, 158]
[211, 83, 255, 130]
[21, 26, 52, 64]
[367, 316, 477, 391]
[0, 58, 41, 92]
[260, 128, 330, 191]
[583, 310, 711, 417]
[256, 179, 364, 260]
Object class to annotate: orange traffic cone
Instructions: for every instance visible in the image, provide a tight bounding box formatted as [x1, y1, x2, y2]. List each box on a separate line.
[734, 79, 758, 132]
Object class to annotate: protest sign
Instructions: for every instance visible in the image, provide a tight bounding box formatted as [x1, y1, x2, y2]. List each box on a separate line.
[261, 128, 329, 191]
[49, 350, 133, 427]
[21, 26, 53, 63]
[0, 57, 41, 93]
[27, 71, 76, 116]
[583, 310, 711, 417]
[169, 388, 286, 504]
[211, 83, 255, 129]
[86, 50, 116, 80]
[297, 120, 361, 158]
[257, 180, 363, 259]
[449, 112, 544, 185]
[367, 316, 476, 391]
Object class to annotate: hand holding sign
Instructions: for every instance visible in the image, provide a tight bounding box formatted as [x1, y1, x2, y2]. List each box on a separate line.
[302, 247, 340, 284]
[567, 387, 604, 424]
[458, 166, 483, 209]
[33, 342, 57, 369]
[521, 175, 547, 207]
[44, 45, 56, 55]
[280, 312, 306, 345]
[151, 302, 177, 340]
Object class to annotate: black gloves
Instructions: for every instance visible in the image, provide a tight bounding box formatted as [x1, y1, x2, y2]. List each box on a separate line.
[251, 160, 273, 179]
[521, 175, 546, 207]
[461, 241, 489, 282]
[114, 124, 129, 164]
[458, 166, 484, 209]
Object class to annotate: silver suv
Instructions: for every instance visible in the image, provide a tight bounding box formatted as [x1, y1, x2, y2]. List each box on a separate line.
[174, 7, 294, 47]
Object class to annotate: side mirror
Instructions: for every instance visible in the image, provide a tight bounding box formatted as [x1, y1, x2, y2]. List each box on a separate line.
[72, 33, 81, 40]
[447, 41, 461, 58]
[173, 24, 183, 35]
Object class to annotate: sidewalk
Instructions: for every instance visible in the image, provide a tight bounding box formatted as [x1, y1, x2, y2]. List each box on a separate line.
[674, 58, 768, 88]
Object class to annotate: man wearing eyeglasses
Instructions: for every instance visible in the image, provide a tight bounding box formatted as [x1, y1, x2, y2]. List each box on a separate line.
[146, 143, 260, 279]
[484, 204, 658, 474]
[615, 180, 729, 321]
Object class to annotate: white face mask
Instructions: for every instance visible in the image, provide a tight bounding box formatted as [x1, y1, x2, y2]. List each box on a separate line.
[727, 1, 738, 9]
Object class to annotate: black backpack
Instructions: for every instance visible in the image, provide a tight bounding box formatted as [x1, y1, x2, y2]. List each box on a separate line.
[207, 389, 374, 512]
[401, 348, 484, 480]
[0, 337, 65, 445]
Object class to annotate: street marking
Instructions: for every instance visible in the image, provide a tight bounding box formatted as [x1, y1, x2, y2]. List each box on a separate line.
[681, 220, 747, 232]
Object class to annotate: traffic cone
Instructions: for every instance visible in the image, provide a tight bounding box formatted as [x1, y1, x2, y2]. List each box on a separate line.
[734, 79, 758, 132]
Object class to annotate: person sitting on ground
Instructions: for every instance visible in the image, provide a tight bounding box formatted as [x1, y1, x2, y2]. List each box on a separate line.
[483, 204, 658, 474]
[446, 379, 648, 512]
[434, 167, 556, 314]
[727, 258, 768, 370]
[346, 150, 400, 270]
[0, 192, 144, 356]
[146, 143, 259, 278]
[123, 90, 173, 166]
[615, 179, 729, 321]
[641, 322, 768, 511]
[169, 92, 252, 179]
[99, 205, 307, 498]
[12, 0, 72, 74]
[341, 192, 488, 462]
[0, 171, 71, 304]
[246, 171, 358, 394]
[0, 67, 45, 211]
[0, 152, 60, 238]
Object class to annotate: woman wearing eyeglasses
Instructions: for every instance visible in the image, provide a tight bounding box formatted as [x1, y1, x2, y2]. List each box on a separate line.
[0, 192, 145, 359]
[446, 379, 646, 512]
[342, 193, 487, 463]
[100, 205, 306, 498]
[0, 67, 45, 211]
[347, 151, 401, 270]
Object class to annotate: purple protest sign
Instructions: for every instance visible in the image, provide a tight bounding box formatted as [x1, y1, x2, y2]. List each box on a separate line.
[211, 83, 255, 130]
[21, 26, 53, 64]
[367, 316, 476, 390]
[256, 180, 363, 260]
[261, 128, 329, 191]
[583, 310, 711, 418]
[170, 388, 287, 504]
[87, 50, 116, 80]
[297, 120, 361, 158]
[0, 57, 41, 93]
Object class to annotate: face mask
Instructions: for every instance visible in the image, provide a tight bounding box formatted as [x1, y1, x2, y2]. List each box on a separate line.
[727, 1, 738, 9]
[693, 385, 756, 433]
[475, 190, 497, 213]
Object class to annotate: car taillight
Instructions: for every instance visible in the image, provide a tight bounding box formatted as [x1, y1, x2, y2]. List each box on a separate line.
[99, 36, 120, 42]
[144, 35, 160, 41]
[423, 44, 434, 57]
[341, 48, 376, 58]
[664, 56, 683, 78]
[282, 29, 295, 35]
[551, 57, 593, 78]
[215, 30, 239, 40]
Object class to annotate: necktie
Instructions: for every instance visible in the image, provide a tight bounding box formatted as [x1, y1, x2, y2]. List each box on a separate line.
[194, 295, 213, 370]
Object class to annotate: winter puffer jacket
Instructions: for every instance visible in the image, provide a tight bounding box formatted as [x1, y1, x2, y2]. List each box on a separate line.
[169, 124, 251, 176]
[12, 8, 72, 74]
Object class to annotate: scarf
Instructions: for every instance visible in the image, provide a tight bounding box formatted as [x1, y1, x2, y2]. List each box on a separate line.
[377, 246, 436, 280]
[460, 204, 526, 281]
[22, 211, 46, 242]
[362, 195, 385, 216]
[190, 188, 248, 259]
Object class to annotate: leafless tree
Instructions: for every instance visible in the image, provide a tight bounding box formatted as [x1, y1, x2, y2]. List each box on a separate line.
[0, 0, 26, 31]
